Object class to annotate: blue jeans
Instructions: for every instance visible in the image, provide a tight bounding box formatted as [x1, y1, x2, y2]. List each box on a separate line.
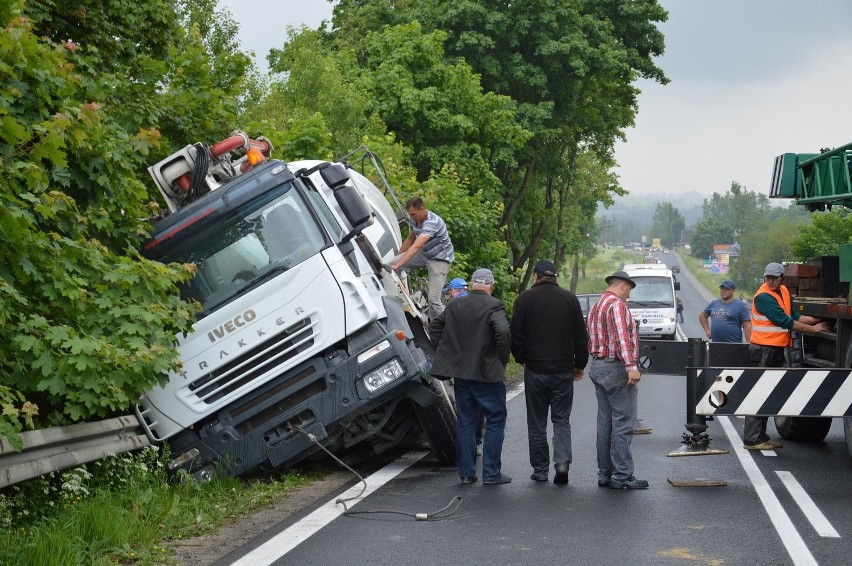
[524, 369, 574, 474]
[454, 378, 507, 480]
[588, 358, 637, 482]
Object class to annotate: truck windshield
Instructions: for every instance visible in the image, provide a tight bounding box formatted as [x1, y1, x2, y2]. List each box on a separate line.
[164, 187, 328, 313]
[628, 276, 675, 307]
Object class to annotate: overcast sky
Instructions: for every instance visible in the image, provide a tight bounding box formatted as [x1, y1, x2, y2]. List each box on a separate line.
[220, 0, 852, 198]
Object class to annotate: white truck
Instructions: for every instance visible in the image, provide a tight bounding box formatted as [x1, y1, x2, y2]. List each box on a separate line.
[138, 132, 456, 480]
[622, 263, 680, 340]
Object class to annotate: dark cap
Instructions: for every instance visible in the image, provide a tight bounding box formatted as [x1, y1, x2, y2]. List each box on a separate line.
[533, 259, 558, 277]
[442, 277, 468, 293]
[605, 270, 636, 289]
[719, 279, 736, 290]
[470, 268, 494, 285]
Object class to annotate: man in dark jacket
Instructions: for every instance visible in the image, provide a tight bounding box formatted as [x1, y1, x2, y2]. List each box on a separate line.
[429, 268, 512, 485]
[511, 260, 588, 484]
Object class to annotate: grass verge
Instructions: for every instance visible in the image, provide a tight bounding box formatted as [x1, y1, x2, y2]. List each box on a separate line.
[0, 446, 321, 565]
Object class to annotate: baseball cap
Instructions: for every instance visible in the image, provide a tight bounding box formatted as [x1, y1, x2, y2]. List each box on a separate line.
[605, 270, 636, 289]
[763, 262, 784, 277]
[442, 277, 468, 293]
[470, 268, 494, 285]
[533, 259, 558, 277]
[719, 280, 736, 290]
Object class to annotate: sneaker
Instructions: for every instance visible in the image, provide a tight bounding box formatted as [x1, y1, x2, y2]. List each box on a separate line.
[460, 476, 478, 484]
[530, 472, 548, 482]
[744, 440, 782, 450]
[598, 478, 611, 487]
[483, 474, 512, 485]
[554, 462, 569, 485]
[609, 476, 649, 489]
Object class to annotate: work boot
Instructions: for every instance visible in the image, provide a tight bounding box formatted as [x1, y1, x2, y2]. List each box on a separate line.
[554, 462, 569, 485]
[609, 476, 649, 490]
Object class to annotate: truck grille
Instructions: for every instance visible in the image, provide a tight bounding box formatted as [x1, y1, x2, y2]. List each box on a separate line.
[188, 317, 316, 404]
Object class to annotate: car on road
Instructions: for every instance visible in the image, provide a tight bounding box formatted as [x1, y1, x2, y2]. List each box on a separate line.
[671, 264, 680, 272]
[575, 293, 603, 321]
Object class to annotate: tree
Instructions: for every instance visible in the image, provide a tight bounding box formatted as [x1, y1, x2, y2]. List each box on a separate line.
[789, 208, 852, 260]
[700, 181, 772, 241]
[650, 201, 685, 247]
[689, 217, 734, 260]
[328, 0, 669, 288]
[1, 0, 255, 435]
[731, 208, 810, 290]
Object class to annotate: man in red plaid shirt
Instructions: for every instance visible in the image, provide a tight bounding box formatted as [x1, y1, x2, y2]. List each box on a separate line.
[586, 270, 648, 490]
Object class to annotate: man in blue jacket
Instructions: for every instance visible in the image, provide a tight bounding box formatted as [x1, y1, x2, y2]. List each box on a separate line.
[429, 268, 512, 485]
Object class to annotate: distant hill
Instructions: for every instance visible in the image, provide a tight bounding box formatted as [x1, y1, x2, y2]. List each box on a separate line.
[600, 190, 705, 225]
[596, 190, 706, 244]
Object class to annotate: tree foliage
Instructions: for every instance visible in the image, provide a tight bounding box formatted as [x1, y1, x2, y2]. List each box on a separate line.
[789, 208, 852, 260]
[327, 0, 669, 289]
[650, 201, 685, 247]
[730, 208, 810, 289]
[1, 0, 254, 433]
[689, 217, 733, 260]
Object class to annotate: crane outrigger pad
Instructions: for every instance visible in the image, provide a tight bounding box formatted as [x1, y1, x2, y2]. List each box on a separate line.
[667, 477, 727, 487]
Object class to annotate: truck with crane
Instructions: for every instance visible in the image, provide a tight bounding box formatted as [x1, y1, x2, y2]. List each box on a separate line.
[683, 143, 852, 456]
[137, 131, 456, 480]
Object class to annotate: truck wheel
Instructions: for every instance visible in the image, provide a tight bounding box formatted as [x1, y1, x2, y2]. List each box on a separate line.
[774, 416, 832, 441]
[416, 379, 458, 466]
[405, 315, 457, 465]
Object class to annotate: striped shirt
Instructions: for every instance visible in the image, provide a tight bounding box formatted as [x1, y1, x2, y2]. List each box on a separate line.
[408, 210, 454, 262]
[587, 290, 639, 371]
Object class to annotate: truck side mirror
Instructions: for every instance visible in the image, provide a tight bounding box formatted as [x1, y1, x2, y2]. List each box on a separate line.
[311, 163, 373, 241]
[674, 281, 681, 291]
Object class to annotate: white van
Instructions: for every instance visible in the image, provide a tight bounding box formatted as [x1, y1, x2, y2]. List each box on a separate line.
[621, 264, 680, 340]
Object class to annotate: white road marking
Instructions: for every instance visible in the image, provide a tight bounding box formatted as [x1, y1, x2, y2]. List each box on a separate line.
[776, 471, 840, 538]
[718, 416, 818, 566]
[228, 450, 428, 566]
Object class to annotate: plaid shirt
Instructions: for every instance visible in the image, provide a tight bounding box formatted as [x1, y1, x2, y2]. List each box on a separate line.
[587, 291, 639, 371]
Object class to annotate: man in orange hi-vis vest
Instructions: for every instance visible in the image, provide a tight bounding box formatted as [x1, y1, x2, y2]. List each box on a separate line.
[744, 262, 829, 450]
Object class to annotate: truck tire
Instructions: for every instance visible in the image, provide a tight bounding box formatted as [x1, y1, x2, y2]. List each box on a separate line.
[406, 315, 457, 465]
[774, 416, 832, 441]
[416, 379, 458, 466]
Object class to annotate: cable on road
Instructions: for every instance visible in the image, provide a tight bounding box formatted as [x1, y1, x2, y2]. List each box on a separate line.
[288, 424, 464, 521]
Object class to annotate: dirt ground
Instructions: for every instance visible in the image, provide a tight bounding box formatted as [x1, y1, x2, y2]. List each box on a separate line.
[160, 470, 352, 566]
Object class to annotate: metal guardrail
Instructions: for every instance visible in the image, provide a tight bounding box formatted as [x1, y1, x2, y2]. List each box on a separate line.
[0, 414, 150, 489]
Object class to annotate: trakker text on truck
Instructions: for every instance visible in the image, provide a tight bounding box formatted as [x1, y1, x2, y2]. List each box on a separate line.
[138, 131, 456, 480]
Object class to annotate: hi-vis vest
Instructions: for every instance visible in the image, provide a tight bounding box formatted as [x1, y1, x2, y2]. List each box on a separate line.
[750, 282, 793, 347]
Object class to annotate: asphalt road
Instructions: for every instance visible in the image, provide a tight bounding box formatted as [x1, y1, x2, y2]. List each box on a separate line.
[211, 251, 852, 566]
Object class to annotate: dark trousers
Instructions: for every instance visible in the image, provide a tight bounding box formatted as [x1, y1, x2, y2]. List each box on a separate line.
[743, 344, 786, 444]
[454, 378, 507, 480]
[523, 368, 574, 474]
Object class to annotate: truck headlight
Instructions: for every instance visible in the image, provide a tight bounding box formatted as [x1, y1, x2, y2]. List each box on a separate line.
[362, 359, 405, 392]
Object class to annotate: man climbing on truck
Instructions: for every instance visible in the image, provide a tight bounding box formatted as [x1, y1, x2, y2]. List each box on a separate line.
[388, 197, 455, 320]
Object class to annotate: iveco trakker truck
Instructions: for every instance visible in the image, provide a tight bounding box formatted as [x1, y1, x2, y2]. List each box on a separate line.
[137, 131, 456, 480]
